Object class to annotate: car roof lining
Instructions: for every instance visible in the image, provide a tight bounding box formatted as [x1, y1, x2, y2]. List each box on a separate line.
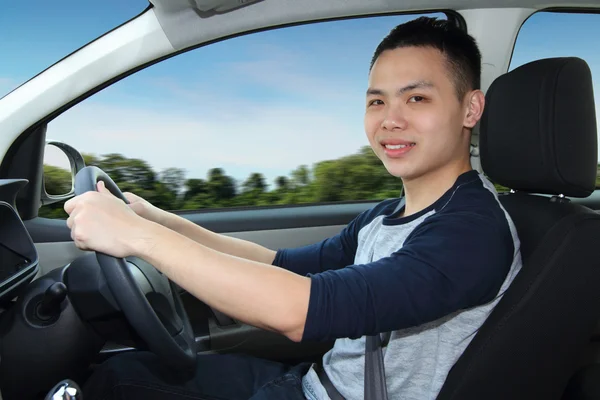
[150, 0, 600, 51]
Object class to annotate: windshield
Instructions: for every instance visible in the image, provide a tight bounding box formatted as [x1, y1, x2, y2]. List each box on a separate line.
[0, 0, 148, 97]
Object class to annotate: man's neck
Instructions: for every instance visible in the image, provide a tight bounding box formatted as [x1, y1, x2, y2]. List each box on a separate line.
[402, 160, 473, 217]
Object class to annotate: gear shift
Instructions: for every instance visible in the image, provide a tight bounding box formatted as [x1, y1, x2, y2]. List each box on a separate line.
[36, 282, 68, 321]
[44, 379, 82, 400]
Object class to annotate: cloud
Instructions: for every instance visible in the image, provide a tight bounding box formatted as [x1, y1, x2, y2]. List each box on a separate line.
[222, 42, 365, 102]
[226, 58, 361, 102]
[46, 94, 369, 185]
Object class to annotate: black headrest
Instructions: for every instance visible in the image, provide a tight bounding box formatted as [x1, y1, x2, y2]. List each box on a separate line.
[480, 57, 597, 197]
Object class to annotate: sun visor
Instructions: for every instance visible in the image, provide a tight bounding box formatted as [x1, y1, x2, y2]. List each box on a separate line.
[149, 0, 267, 50]
[151, 0, 263, 14]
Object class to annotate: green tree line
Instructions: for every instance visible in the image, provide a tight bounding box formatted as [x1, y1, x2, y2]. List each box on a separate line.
[40, 146, 407, 219]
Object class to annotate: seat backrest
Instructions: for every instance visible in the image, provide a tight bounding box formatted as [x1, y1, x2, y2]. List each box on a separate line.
[437, 57, 600, 400]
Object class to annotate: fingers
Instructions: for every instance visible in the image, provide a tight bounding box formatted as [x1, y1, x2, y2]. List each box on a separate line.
[123, 192, 136, 202]
[97, 181, 117, 200]
[64, 191, 98, 216]
[66, 210, 84, 249]
[66, 184, 104, 215]
[64, 196, 78, 215]
[68, 220, 90, 251]
[97, 180, 108, 193]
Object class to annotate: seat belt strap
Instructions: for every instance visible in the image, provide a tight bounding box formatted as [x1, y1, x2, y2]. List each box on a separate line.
[364, 334, 389, 400]
[364, 193, 402, 400]
[314, 362, 346, 400]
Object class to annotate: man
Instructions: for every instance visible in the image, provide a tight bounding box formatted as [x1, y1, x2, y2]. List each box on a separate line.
[68, 17, 521, 400]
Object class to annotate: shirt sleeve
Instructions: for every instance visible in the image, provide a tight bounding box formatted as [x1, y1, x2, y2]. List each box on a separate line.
[301, 211, 514, 342]
[271, 212, 365, 276]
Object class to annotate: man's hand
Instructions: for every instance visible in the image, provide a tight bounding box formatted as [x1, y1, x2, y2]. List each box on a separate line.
[64, 185, 152, 258]
[100, 180, 169, 225]
[95, 181, 167, 226]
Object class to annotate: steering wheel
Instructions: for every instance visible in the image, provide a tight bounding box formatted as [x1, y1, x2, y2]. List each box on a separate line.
[74, 166, 197, 370]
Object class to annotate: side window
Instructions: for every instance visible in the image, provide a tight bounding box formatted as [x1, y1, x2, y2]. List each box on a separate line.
[40, 13, 446, 218]
[509, 11, 600, 187]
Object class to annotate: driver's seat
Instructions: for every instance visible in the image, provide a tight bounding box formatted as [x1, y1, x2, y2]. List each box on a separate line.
[436, 57, 600, 399]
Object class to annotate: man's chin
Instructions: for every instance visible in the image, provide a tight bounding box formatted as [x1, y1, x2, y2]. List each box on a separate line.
[383, 164, 417, 180]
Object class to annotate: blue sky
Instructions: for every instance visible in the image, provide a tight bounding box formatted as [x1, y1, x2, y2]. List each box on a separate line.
[1, 3, 599, 187]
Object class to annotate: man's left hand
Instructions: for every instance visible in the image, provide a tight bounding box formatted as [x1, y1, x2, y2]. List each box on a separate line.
[64, 184, 150, 258]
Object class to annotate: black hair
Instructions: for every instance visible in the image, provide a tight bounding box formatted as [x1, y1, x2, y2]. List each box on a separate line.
[370, 17, 482, 100]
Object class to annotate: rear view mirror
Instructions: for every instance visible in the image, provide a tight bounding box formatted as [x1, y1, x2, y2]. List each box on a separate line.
[41, 141, 86, 206]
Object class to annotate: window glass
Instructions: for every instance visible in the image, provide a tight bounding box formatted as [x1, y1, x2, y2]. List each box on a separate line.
[40, 13, 446, 218]
[0, 0, 147, 98]
[509, 11, 600, 187]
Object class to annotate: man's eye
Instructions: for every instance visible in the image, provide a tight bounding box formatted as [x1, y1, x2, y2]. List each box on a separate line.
[408, 96, 425, 103]
[368, 99, 384, 106]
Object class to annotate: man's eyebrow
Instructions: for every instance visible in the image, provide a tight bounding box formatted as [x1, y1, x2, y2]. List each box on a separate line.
[366, 88, 384, 96]
[398, 80, 435, 94]
[366, 80, 435, 96]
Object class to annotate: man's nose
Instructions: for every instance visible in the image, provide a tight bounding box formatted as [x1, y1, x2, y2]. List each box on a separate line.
[381, 106, 407, 131]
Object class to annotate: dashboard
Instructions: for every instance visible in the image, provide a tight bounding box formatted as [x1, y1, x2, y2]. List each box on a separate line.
[0, 179, 39, 302]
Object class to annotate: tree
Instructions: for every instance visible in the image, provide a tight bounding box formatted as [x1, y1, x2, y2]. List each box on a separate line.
[160, 168, 186, 195]
[43, 165, 72, 195]
[275, 176, 289, 191]
[207, 168, 236, 203]
[311, 147, 402, 202]
[291, 165, 310, 187]
[146, 181, 178, 210]
[82, 153, 101, 167]
[97, 153, 156, 190]
[183, 178, 208, 202]
[183, 192, 213, 209]
[313, 160, 343, 202]
[242, 173, 267, 194]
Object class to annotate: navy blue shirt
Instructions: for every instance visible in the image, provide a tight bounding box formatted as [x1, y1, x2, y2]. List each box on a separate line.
[273, 170, 515, 342]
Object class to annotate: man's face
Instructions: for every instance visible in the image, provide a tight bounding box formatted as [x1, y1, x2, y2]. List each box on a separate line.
[364, 46, 473, 180]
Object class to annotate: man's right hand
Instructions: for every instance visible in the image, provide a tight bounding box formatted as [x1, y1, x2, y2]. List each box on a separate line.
[123, 191, 167, 226]
[96, 181, 168, 226]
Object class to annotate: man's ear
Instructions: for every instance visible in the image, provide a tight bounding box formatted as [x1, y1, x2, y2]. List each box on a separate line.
[463, 90, 485, 128]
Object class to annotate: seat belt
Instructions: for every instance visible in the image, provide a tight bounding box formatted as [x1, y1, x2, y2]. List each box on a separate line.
[314, 336, 391, 400]
[364, 334, 389, 400]
[364, 193, 403, 400]
[314, 362, 346, 400]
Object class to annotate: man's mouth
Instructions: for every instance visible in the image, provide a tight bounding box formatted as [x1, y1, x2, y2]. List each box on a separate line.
[381, 141, 416, 157]
[384, 143, 416, 150]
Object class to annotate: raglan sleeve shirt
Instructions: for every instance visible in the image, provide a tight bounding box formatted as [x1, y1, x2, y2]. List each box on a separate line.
[272, 201, 514, 343]
[271, 207, 374, 276]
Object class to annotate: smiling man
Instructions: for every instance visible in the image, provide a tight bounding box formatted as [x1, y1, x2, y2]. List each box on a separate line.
[68, 17, 522, 400]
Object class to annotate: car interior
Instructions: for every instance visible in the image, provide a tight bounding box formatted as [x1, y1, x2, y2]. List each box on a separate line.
[0, 0, 599, 399]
